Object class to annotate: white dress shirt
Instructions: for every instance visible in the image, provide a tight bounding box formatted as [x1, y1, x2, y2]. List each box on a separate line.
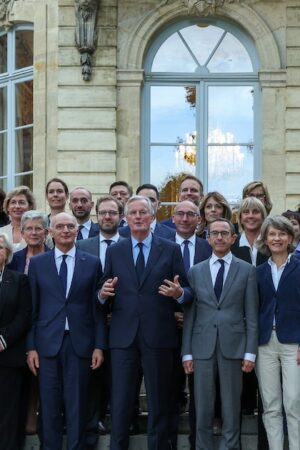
[99, 232, 119, 269]
[176, 233, 196, 268]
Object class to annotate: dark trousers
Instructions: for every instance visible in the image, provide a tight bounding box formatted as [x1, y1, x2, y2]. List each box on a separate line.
[110, 330, 173, 450]
[38, 335, 91, 450]
[0, 366, 23, 450]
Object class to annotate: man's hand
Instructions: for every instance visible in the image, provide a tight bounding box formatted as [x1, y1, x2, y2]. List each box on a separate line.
[158, 275, 183, 299]
[91, 349, 104, 370]
[241, 359, 255, 373]
[27, 350, 40, 376]
[183, 360, 194, 374]
[99, 277, 118, 300]
[174, 312, 184, 329]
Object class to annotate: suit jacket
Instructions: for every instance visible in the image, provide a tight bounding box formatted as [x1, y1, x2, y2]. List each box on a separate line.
[256, 257, 300, 345]
[231, 235, 268, 266]
[161, 217, 176, 230]
[173, 235, 212, 266]
[101, 235, 191, 349]
[0, 269, 31, 367]
[182, 255, 258, 360]
[119, 221, 176, 240]
[88, 221, 100, 238]
[27, 249, 107, 358]
[7, 245, 51, 273]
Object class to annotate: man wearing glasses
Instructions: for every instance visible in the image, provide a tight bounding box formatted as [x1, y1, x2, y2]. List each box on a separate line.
[182, 218, 258, 450]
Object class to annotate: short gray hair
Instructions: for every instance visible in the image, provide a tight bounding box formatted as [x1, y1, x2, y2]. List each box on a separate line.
[21, 211, 48, 232]
[124, 195, 155, 216]
[0, 232, 14, 264]
[256, 215, 296, 256]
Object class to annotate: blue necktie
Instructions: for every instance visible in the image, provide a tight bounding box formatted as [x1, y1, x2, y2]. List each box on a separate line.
[103, 239, 113, 246]
[135, 243, 145, 284]
[59, 254, 68, 296]
[214, 259, 225, 301]
[77, 225, 84, 240]
[183, 240, 190, 273]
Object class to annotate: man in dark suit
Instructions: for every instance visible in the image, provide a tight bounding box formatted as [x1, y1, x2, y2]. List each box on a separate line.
[109, 181, 133, 228]
[69, 187, 99, 240]
[27, 212, 107, 450]
[182, 218, 258, 450]
[77, 195, 123, 445]
[99, 195, 192, 450]
[119, 183, 175, 239]
[169, 200, 211, 449]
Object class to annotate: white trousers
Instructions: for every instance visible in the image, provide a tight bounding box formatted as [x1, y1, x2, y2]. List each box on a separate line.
[256, 331, 300, 450]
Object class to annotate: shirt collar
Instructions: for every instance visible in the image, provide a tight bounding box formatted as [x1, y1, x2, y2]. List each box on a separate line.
[99, 232, 119, 243]
[268, 253, 292, 269]
[55, 246, 76, 259]
[78, 219, 91, 230]
[239, 231, 259, 249]
[175, 233, 196, 246]
[211, 251, 232, 265]
[131, 232, 152, 248]
[150, 218, 157, 233]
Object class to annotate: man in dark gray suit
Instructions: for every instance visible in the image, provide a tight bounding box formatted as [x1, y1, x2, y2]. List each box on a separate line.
[69, 187, 99, 240]
[182, 218, 258, 450]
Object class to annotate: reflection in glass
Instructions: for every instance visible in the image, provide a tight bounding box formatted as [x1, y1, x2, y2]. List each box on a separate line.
[15, 30, 33, 69]
[152, 33, 197, 72]
[207, 32, 253, 73]
[14, 174, 33, 190]
[208, 86, 253, 143]
[15, 127, 33, 173]
[208, 144, 253, 202]
[151, 86, 196, 143]
[0, 132, 7, 179]
[0, 87, 7, 131]
[151, 145, 195, 191]
[15, 81, 33, 126]
[0, 34, 7, 74]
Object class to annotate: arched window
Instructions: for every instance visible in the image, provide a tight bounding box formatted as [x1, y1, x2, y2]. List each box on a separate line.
[142, 18, 260, 214]
[0, 24, 33, 190]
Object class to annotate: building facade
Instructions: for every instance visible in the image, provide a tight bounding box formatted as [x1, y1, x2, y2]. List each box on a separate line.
[0, 0, 299, 213]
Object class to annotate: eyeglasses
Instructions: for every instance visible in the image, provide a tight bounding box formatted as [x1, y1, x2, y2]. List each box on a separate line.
[98, 210, 119, 217]
[54, 224, 76, 230]
[209, 230, 231, 237]
[174, 211, 198, 218]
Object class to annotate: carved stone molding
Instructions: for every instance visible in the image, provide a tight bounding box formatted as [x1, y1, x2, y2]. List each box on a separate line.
[183, 0, 239, 16]
[74, 0, 99, 81]
[0, 0, 15, 22]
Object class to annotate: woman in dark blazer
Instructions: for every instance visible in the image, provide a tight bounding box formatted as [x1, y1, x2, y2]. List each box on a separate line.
[256, 215, 300, 450]
[0, 232, 31, 450]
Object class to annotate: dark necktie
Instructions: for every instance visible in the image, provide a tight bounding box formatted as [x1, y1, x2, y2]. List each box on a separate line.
[214, 259, 225, 301]
[135, 242, 145, 283]
[77, 225, 84, 240]
[183, 240, 190, 273]
[59, 254, 68, 296]
[103, 239, 113, 247]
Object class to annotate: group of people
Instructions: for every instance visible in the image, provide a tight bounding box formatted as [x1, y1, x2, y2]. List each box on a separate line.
[0, 175, 299, 450]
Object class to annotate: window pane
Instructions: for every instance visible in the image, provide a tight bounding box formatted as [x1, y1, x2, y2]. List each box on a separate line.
[0, 178, 7, 191]
[15, 30, 33, 69]
[0, 33, 7, 73]
[0, 87, 7, 131]
[208, 144, 253, 202]
[207, 32, 253, 73]
[180, 24, 225, 66]
[208, 86, 254, 143]
[151, 86, 196, 143]
[150, 145, 196, 190]
[152, 33, 197, 72]
[15, 80, 33, 126]
[15, 127, 33, 173]
[14, 173, 33, 189]
[0, 132, 7, 177]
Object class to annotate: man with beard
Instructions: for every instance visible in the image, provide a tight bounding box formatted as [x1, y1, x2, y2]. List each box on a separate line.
[69, 187, 99, 240]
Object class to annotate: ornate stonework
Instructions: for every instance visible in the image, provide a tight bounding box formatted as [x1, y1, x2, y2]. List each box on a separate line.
[183, 0, 239, 15]
[0, 0, 15, 21]
[74, 0, 99, 81]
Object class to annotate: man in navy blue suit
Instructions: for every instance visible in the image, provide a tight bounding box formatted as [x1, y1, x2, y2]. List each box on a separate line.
[69, 186, 99, 240]
[27, 212, 107, 450]
[99, 195, 192, 450]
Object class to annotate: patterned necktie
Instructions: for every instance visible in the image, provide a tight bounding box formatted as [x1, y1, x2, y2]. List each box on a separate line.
[214, 259, 225, 301]
[59, 254, 68, 296]
[135, 242, 145, 283]
[77, 225, 84, 240]
[183, 240, 190, 273]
